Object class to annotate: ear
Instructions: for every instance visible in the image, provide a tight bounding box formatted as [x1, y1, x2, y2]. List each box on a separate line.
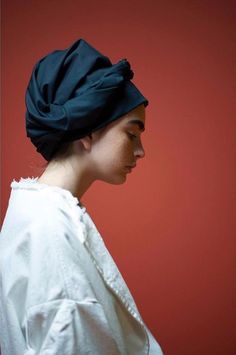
[79, 133, 93, 151]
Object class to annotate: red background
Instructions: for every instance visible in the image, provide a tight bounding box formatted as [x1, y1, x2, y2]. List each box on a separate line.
[1, 1, 236, 354]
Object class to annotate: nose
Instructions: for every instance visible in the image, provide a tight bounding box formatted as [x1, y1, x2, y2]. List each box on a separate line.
[135, 142, 145, 159]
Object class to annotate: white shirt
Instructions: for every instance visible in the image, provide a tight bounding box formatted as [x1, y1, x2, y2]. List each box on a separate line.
[0, 177, 164, 355]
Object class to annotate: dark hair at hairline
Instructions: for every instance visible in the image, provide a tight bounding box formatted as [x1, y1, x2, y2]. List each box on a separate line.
[43, 141, 74, 167]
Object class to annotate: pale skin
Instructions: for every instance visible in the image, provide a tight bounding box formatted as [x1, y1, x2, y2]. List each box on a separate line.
[37, 104, 146, 200]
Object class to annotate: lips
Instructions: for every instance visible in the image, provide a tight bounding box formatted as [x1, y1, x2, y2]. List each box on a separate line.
[125, 164, 136, 172]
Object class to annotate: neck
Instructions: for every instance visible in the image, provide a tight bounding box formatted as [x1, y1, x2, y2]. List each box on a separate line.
[37, 156, 95, 200]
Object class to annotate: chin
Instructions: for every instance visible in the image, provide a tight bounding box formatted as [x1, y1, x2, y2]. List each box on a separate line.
[112, 178, 127, 185]
[101, 174, 127, 185]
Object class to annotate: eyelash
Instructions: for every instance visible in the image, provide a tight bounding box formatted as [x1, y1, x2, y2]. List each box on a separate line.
[128, 132, 137, 140]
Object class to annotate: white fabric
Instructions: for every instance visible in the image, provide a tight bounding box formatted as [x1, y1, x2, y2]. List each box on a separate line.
[0, 177, 163, 355]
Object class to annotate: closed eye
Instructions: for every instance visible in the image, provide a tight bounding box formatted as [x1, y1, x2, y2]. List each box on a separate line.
[127, 132, 137, 140]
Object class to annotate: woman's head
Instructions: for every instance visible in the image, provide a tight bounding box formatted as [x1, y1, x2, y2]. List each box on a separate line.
[25, 38, 149, 163]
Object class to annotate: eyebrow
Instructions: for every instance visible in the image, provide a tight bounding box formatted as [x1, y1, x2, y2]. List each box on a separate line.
[126, 119, 145, 132]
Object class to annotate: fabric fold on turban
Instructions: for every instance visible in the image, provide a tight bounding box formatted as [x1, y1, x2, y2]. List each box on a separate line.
[25, 38, 149, 161]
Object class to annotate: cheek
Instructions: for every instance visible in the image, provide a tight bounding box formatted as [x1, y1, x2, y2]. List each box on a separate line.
[93, 133, 133, 168]
[111, 138, 133, 164]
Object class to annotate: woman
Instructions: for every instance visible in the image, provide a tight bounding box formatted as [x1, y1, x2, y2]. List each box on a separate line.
[0, 38, 163, 354]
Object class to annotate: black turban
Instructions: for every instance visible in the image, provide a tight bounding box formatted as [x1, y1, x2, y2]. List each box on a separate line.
[25, 38, 149, 161]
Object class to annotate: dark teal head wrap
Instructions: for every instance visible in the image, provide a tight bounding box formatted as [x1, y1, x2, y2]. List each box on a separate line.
[25, 38, 149, 161]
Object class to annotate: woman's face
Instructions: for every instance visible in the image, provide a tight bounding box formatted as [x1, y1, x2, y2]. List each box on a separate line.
[90, 104, 146, 184]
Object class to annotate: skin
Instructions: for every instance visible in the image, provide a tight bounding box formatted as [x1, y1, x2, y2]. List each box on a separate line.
[37, 104, 146, 199]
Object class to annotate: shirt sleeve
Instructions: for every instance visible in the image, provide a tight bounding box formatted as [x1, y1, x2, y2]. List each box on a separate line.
[22, 298, 120, 354]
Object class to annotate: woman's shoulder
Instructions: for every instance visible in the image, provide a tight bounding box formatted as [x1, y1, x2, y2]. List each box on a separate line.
[10, 176, 79, 207]
[0, 177, 87, 267]
[1, 177, 82, 236]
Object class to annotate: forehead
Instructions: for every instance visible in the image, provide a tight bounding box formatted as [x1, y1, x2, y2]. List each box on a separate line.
[118, 104, 146, 128]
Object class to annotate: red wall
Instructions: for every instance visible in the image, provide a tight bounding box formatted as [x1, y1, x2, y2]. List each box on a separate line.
[1, 1, 236, 354]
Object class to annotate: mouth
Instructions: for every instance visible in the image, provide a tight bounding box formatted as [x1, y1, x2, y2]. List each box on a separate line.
[127, 164, 136, 169]
[125, 164, 136, 172]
